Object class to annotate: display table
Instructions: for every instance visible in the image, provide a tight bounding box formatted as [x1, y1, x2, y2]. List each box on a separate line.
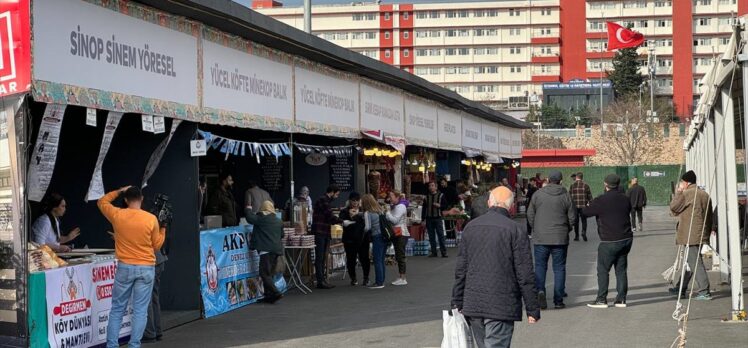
[284, 246, 314, 294]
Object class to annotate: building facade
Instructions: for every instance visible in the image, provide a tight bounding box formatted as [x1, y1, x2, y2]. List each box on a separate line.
[253, 0, 747, 119]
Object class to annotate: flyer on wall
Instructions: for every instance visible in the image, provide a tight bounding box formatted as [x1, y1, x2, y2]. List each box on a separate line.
[86, 112, 123, 201]
[142, 120, 182, 188]
[27, 103, 66, 202]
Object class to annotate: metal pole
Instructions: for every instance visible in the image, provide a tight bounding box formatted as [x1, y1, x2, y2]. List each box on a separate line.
[304, 0, 312, 33]
[649, 42, 655, 122]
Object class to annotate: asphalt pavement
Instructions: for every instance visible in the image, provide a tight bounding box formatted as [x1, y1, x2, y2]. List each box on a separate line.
[151, 206, 748, 347]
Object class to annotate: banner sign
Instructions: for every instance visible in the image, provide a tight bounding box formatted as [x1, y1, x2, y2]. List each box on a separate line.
[44, 260, 131, 348]
[0, 0, 30, 97]
[461, 116, 482, 151]
[360, 83, 404, 137]
[28, 104, 66, 202]
[437, 108, 462, 151]
[404, 98, 438, 147]
[32, 0, 198, 106]
[542, 80, 612, 90]
[295, 67, 358, 136]
[203, 40, 293, 123]
[86, 112, 123, 201]
[481, 121, 499, 154]
[199, 226, 287, 318]
[142, 120, 183, 188]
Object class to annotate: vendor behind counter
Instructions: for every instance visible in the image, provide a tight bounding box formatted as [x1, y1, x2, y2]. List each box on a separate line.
[31, 193, 80, 253]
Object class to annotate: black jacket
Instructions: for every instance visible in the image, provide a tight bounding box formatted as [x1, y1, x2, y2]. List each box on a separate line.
[583, 190, 633, 242]
[452, 208, 540, 322]
[340, 207, 367, 245]
[627, 184, 647, 209]
[208, 187, 237, 227]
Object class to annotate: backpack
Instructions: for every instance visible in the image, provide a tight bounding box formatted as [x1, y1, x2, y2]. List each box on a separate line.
[379, 213, 396, 241]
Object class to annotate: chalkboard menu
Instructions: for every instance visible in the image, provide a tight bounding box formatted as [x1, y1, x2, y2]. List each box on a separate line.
[329, 154, 354, 191]
[261, 157, 285, 193]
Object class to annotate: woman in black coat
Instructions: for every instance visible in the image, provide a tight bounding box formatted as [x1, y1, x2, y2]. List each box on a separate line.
[340, 192, 370, 286]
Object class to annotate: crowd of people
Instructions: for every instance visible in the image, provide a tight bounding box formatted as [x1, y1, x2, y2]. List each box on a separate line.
[452, 170, 712, 348]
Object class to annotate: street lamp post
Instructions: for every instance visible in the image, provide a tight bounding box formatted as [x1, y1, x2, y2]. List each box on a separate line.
[648, 40, 656, 123]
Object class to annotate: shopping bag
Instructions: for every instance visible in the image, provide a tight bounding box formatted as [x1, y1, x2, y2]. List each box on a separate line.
[441, 309, 475, 348]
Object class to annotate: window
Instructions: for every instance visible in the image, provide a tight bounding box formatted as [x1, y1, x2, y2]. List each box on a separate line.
[541, 8, 552, 15]
[416, 11, 428, 19]
[358, 50, 377, 58]
[475, 85, 496, 93]
[663, 124, 671, 137]
[474, 29, 498, 36]
[429, 11, 440, 18]
[336, 33, 348, 40]
[510, 46, 522, 54]
[352, 32, 363, 40]
[639, 20, 649, 28]
[385, 12, 391, 21]
[589, 21, 604, 31]
[540, 28, 553, 35]
[696, 18, 712, 26]
[510, 65, 522, 73]
[459, 66, 469, 74]
[446, 48, 469, 56]
[540, 46, 553, 55]
[658, 59, 673, 67]
[430, 67, 441, 74]
[719, 17, 735, 26]
[487, 10, 498, 17]
[416, 48, 441, 56]
[385, 50, 391, 58]
[416, 30, 428, 38]
[720, 37, 731, 45]
[446, 30, 457, 37]
[403, 12, 409, 20]
[540, 65, 550, 73]
[446, 67, 457, 75]
[322, 32, 335, 40]
[475, 66, 498, 74]
[403, 31, 409, 39]
[694, 0, 712, 5]
[655, 1, 672, 7]
[366, 32, 376, 39]
[657, 19, 672, 27]
[656, 39, 673, 47]
[656, 78, 673, 87]
[402, 49, 409, 57]
[446, 10, 457, 18]
[415, 67, 428, 75]
[510, 28, 522, 36]
[474, 10, 485, 17]
[431, 30, 442, 37]
[458, 30, 469, 37]
[624, 1, 647, 8]
[457, 10, 469, 18]
[509, 9, 520, 16]
[385, 32, 391, 39]
[352, 13, 376, 21]
[694, 38, 712, 46]
[510, 84, 522, 92]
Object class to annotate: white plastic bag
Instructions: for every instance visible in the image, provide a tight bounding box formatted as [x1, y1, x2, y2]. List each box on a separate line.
[441, 309, 475, 348]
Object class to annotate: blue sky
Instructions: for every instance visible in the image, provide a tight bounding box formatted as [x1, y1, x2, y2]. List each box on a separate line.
[234, 0, 501, 7]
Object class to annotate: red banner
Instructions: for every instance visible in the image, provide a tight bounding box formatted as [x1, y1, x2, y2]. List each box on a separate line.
[0, 0, 29, 97]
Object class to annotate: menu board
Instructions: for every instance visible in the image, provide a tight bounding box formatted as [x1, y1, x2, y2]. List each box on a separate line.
[329, 154, 354, 191]
[261, 157, 284, 193]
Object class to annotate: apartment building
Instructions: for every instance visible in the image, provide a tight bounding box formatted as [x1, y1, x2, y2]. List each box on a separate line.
[252, 0, 748, 119]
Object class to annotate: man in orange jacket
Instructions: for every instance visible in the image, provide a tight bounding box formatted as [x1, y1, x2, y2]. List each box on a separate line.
[98, 186, 165, 348]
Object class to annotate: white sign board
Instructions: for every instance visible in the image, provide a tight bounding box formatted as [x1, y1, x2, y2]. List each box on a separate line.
[32, 0, 199, 106]
[203, 40, 293, 122]
[499, 126, 512, 156]
[360, 83, 404, 137]
[438, 108, 462, 150]
[86, 108, 97, 127]
[153, 116, 166, 134]
[295, 67, 358, 131]
[86, 112, 123, 201]
[191, 140, 207, 157]
[141, 115, 154, 133]
[27, 104, 66, 202]
[481, 121, 499, 154]
[404, 98, 438, 147]
[510, 128, 523, 158]
[461, 116, 482, 150]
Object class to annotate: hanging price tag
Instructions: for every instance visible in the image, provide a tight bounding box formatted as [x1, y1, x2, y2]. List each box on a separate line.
[141, 115, 154, 133]
[86, 108, 97, 127]
[153, 116, 166, 134]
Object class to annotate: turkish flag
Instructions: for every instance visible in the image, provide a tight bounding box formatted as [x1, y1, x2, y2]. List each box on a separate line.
[606, 22, 645, 51]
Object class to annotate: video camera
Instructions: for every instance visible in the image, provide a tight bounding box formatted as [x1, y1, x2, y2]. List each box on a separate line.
[150, 193, 174, 227]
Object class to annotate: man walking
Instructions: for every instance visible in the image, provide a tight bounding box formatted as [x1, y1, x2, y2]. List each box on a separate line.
[626, 177, 647, 232]
[245, 180, 273, 214]
[569, 172, 593, 241]
[311, 185, 342, 289]
[583, 174, 634, 308]
[98, 186, 165, 348]
[452, 187, 539, 348]
[668, 170, 713, 300]
[527, 171, 575, 309]
[422, 181, 448, 257]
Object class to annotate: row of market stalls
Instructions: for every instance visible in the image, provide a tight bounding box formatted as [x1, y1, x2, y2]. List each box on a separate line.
[684, 20, 746, 323]
[0, 0, 527, 345]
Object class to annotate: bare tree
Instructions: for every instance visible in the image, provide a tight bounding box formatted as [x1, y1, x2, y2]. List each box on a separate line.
[521, 129, 566, 150]
[600, 97, 665, 166]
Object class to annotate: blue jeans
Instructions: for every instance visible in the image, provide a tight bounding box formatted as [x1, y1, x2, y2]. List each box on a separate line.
[426, 219, 446, 255]
[371, 234, 387, 285]
[534, 244, 568, 305]
[107, 263, 155, 348]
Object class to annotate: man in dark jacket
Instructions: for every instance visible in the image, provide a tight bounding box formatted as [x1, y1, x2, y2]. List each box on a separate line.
[569, 172, 593, 241]
[311, 185, 342, 289]
[583, 174, 634, 308]
[246, 201, 284, 303]
[527, 171, 575, 309]
[422, 182, 448, 258]
[208, 172, 237, 227]
[452, 186, 539, 348]
[626, 177, 647, 232]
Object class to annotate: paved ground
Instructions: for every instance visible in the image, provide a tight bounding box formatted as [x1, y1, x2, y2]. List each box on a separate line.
[152, 207, 748, 347]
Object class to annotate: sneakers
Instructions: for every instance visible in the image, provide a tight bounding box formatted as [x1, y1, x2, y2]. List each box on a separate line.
[362, 279, 371, 287]
[392, 279, 408, 286]
[668, 287, 683, 296]
[587, 300, 609, 309]
[368, 283, 385, 289]
[316, 282, 335, 290]
[614, 300, 627, 308]
[350, 279, 358, 286]
[694, 293, 713, 301]
[538, 291, 548, 310]
[554, 302, 566, 309]
[583, 235, 588, 242]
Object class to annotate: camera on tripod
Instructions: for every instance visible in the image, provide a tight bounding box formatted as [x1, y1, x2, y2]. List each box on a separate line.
[150, 193, 173, 227]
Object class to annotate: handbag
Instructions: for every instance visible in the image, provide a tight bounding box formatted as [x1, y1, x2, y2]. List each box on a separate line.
[394, 226, 403, 237]
[379, 214, 396, 241]
[441, 309, 475, 348]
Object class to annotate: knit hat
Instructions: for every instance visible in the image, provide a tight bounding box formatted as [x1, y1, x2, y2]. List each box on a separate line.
[489, 186, 514, 207]
[604, 174, 621, 189]
[681, 170, 697, 184]
[548, 171, 563, 183]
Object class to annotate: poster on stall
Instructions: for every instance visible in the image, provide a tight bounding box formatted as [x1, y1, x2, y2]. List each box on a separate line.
[89, 260, 132, 346]
[28, 103, 66, 202]
[45, 264, 94, 347]
[142, 120, 182, 188]
[199, 226, 287, 318]
[86, 112, 123, 201]
[329, 154, 354, 192]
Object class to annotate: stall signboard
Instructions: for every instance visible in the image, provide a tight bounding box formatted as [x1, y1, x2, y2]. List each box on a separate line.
[404, 97, 438, 148]
[202, 40, 293, 125]
[32, 0, 199, 106]
[44, 260, 132, 348]
[295, 67, 359, 137]
[199, 226, 287, 318]
[0, 0, 30, 97]
[329, 153, 354, 191]
[437, 108, 462, 151]
[360, 83, 405, 137]
[461, 116, 482, 151]
[481, 121, 499, 155]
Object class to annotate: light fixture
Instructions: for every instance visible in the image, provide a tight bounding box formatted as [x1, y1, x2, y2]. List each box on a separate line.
[364, 148, 375, 156]
[418, 165, 426, 172]
[406, 159, 411, 165]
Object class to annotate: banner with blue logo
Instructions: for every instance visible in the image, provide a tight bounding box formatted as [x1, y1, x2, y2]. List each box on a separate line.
[199, 225, 287, 318]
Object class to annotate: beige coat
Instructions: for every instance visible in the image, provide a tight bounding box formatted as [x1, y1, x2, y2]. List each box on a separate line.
[669, 184, 713, 246]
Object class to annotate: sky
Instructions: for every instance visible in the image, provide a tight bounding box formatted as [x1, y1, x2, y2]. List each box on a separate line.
[233, 0, 502, 7]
